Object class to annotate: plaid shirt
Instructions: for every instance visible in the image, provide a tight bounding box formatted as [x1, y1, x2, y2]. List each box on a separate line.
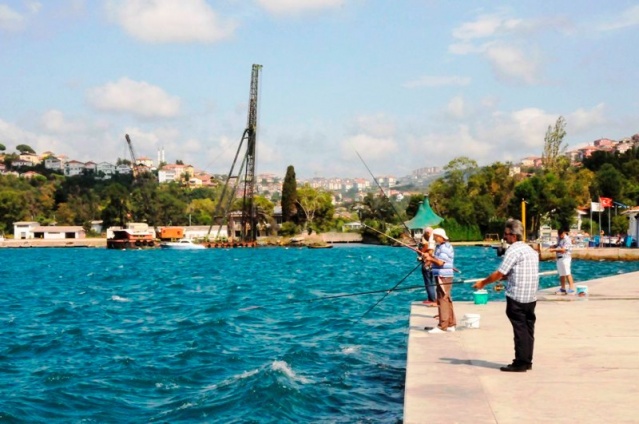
[498, 241, 539, 303]
[557, 235, 572, 258]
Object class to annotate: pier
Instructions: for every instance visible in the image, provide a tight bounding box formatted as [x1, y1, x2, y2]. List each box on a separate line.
[403, 271, 639, 423]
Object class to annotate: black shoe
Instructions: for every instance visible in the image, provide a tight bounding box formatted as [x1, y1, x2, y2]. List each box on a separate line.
[424, 326, 435, 331]
[500, 363, 528, 372]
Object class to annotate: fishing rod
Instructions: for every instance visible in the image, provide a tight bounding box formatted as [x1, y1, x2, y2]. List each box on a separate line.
[355, 269, 559, 321]
[356, 262, 422, 322]
[238, 270, 558, 312]
[362, 223, 462, 273]
[362, 223, 420, 253]
[355, 150, 412, 235]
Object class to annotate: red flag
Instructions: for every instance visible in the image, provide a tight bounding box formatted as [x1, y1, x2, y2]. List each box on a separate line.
[600, 197, 613, 208]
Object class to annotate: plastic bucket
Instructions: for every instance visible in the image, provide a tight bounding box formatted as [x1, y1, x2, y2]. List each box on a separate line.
[576, 285, 588, 297]
[473, 290, 488, 305]
[462, 313, 481, 329]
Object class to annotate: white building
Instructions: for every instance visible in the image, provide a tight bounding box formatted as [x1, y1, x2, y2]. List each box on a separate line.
[13, 221, 39, 239]
[32, 226, 86, 239]
[97, 162, 116, 178]
[64, 160, 85, 176]
[44, 157, 63, 171]
[116, 164, 132, 174]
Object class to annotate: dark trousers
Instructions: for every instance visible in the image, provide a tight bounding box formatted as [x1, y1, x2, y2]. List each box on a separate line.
[421, 266, 437, 302]
[505, 296, 536, 366]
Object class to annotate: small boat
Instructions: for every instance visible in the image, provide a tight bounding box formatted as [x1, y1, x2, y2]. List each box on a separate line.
[307, 244, 333, 249]
[107, 223, 158, 249]
[160, 239, 205, 250]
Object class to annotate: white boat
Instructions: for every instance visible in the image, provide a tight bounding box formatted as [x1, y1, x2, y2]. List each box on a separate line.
[160, 239, 205, 250]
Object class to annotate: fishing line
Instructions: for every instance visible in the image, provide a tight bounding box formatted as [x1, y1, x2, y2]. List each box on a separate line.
[238, 270, 558, 312]
[355, 262, 421, 322]
[355, 150, 412, 234]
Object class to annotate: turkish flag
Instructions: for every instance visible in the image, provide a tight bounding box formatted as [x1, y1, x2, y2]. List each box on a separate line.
[600, 197, 613, 208]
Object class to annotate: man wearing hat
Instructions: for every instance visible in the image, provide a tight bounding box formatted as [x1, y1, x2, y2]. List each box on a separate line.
[418, 227, 437, 306]
[422, 228, 457, 333]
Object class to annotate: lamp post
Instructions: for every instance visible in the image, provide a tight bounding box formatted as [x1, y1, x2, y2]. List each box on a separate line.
[521, 199, 527, 241]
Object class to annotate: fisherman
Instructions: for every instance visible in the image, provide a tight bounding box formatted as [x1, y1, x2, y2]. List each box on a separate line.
[473, 219, 539, 372]
[422, 228, 456, 333]
[549, 228, 576, 295]
[418, 227, 437, 306]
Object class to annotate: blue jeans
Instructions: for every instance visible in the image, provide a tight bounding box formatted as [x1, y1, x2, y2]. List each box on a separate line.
[421, 265, 437, 302]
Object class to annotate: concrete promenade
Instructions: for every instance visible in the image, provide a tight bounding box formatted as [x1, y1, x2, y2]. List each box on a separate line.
[404, 271, 639, 424]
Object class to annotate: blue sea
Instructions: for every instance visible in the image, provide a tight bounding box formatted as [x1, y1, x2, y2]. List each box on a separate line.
[2, 245, 638, 423]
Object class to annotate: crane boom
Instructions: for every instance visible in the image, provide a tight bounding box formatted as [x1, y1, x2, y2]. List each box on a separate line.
[125, 134, 141, 178]
[207, 64, 263, 243]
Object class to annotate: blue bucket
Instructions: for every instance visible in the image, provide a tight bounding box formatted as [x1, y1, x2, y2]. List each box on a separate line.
[473, 290, 488, 305]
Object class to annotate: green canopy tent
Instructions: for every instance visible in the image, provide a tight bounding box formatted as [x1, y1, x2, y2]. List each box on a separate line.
[404, 197, 443, 239]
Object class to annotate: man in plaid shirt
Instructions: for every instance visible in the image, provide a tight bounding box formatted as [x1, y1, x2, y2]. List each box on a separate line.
[474, 219, 539, 372]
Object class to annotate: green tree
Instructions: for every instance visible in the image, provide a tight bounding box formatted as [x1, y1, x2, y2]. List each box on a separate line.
[0, 143, 5, 151]
[16, 144, 36, 154]
[296, 184, 334, 234]
[281, 165, 297, 223]
[541, 116, 567, 174]
[101, 183, 131, 227]
[594, 163, 625, 200]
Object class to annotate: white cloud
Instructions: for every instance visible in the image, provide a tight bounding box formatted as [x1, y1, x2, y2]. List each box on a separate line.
[41, 110, 86, 134]
[0, 118, 71, 156]
[567, 103, 607, 133]
[86, 78, 181, 118]
[0, 4, 26, 31]
[598, 5, 639, 31]
[483, 43, 540, 84]
[106, 0, 237, 43]
[452, 12, 524, 41]
[25, 1, 42, 14]
[446, 96, 467, 119]
[350, 114, 395, 138]
[403, 75, 471, 88]
[341, 134, 397, 160]
[450, 12, 548, 85]
[256, 0, 345, 16]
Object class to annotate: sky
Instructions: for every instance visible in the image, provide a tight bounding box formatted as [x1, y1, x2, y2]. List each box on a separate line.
[1, 1, 638, 180]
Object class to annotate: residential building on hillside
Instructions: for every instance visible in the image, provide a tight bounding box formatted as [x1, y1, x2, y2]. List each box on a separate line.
[44, 157, 63, 171]
[354, 178, 370, 191]
[520, 157, 538, 167]
[137, 156, 154, 169]
[84, 161, 97, 173]
[97, 162, 116, 178]
[19, 153, 40, 165]
[158, 163, 194, 183]
[64, 160, 85, 177]
[21, 171, 41, 179]
[593, 138, 615, 148]
[12, 159, 34, 168]
[116, 164, 132, 174]
[377, 176, 395, 188]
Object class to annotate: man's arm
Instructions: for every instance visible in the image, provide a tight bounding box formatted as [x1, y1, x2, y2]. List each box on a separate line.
[473, 270, 505, 290]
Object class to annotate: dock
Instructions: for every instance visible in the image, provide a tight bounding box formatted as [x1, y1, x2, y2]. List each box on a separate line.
[403, 271, 639, 423]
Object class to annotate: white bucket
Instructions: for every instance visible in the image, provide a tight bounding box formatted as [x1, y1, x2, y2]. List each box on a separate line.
[462, 313, 481, 329]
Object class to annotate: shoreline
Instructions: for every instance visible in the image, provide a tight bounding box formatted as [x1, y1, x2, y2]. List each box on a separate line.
[3, 238, 639, 261]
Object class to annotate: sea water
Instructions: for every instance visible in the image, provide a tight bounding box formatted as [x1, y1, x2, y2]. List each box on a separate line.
[2, 245, 638, 423]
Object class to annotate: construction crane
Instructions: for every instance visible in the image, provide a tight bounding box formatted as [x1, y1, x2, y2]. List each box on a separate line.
[208, 64, 263, 243]
[125, 134, 146, 178]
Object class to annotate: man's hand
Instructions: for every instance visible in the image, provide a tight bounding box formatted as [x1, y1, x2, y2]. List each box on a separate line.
[472, 281, 484, 290]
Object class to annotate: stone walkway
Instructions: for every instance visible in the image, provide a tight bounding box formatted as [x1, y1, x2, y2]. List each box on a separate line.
[403, 271, 639, 423]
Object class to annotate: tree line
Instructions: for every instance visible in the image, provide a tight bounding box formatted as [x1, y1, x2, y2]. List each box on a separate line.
[1, 118, 638, 241]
